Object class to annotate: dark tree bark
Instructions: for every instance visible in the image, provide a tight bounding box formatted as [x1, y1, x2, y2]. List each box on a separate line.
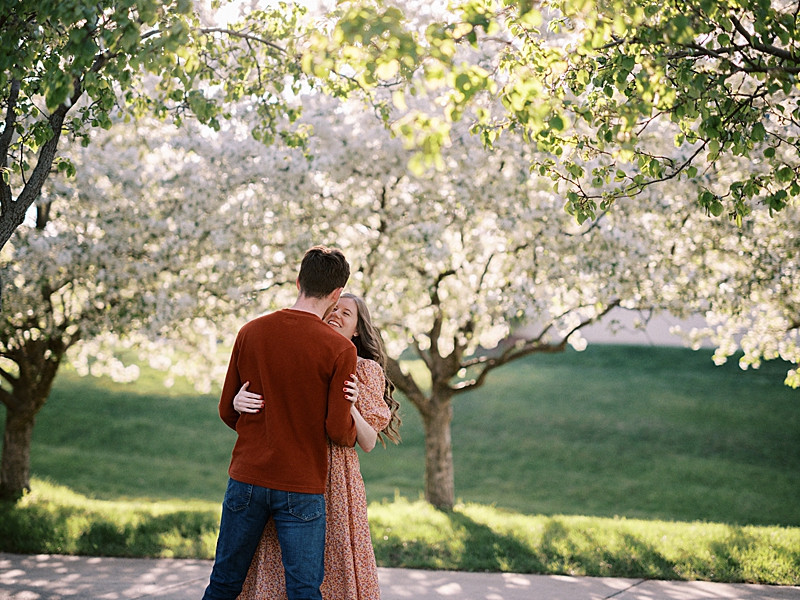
[0, 82, 75, 252]
[420, 396, 455, 509]
[0, 336, 68, 501]
[0, 404, 38, 501]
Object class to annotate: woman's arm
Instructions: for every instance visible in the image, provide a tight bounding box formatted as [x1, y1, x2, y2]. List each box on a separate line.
[339, 377, 378, 451]
[352, 360, 391, 452]
[352, 404, 379, 452]
[234, 376, 358, 414]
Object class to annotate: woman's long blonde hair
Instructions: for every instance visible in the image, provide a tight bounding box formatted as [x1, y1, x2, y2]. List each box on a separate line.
[341, 293, 401, 445]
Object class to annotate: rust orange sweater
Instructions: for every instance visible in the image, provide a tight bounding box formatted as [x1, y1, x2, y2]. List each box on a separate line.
[219, 309, 357, 494]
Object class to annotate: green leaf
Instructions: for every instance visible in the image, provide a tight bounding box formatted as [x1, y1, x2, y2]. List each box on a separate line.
[120, 24, 140, 52]
[392, 90, 408, 111]
[751, 122, 766, 142]
[408, 152, 427, 177]
[776, 166, 794, 182]
[549, 115, 565, 131]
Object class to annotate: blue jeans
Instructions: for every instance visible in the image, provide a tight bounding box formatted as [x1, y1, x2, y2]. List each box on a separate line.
[202, 478, 326, 600]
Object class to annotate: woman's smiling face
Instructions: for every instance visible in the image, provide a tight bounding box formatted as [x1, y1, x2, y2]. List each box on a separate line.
[326, 297, 358, 340]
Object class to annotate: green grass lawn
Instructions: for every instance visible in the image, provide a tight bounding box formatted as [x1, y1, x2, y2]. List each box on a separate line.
[446, 345, 800, 527]
[7, 344, 799, 527]
[2, 480, 798, 584]
[1, 343, 799, 583]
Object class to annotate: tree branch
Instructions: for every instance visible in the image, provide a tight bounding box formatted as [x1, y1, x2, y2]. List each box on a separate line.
[426, 268, 457, 360]
[251, 279, 291, 294]
[412, 338, 434, 373]
[385, 355, 428, 413]
[453, 300, 621, 394]
[476, 254, 494, 291]
[684, 42, 737, 60]
[0, 49, 113, 250]
[361, 180, 394, 296]
[0, 79, 20, 213]
[561, 210, 608, 236]
[198, 27, 287, 56]
[729, 15, 800, 63]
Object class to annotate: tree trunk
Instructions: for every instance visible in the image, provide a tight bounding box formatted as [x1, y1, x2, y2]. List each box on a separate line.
[421, 397, 454, 510]
[385, 355, 459, 510]
[0, 338, 66, 502]
[0, 406, 36, 501]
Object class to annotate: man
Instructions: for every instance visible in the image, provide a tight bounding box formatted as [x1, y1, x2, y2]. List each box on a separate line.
[202, 246, 357, 600]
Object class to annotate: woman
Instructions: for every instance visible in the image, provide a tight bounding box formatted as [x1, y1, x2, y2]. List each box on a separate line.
[233, 293, 401, 600]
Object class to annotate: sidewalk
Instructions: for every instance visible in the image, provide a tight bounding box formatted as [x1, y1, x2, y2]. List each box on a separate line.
[1, 552, 799, 599]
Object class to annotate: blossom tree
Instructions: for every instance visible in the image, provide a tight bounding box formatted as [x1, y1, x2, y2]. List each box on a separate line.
[225, 97, 800, 508]
[0, 92, 656, 506]
[250, 98, 668, 509]
[637, 161, 800, 388]
[0, 116, 311, 500]
[684, 216, 800, 385]
[310, 0, 800, 224]
[6, 91, 797, 508]
[0, 0, 310, 259]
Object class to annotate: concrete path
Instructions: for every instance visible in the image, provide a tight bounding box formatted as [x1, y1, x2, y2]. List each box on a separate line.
[1, 552, 799, 599]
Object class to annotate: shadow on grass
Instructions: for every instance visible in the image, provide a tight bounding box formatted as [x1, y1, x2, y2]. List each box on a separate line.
[0, 501, 218, 558]
[6, 495, 799, 584]
[373, 509, 681, 579]
[702, 526, 800, 583]
[587, 530, 677, 579]
[371, 508, 530, 571]
[447, 511, 545, 573]
[371, 506, 800, 584]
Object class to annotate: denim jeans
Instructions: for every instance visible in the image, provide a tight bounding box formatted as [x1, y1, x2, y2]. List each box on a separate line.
[202, 478, 326, 600]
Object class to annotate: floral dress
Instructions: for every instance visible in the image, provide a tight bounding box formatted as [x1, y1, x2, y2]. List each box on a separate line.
[238, 357, 390, 600]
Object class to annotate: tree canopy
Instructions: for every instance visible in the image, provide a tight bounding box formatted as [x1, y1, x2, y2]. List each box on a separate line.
[315, 0, 800, 224]
[0, 0, 307, 252]
[5, 0, 797, 251]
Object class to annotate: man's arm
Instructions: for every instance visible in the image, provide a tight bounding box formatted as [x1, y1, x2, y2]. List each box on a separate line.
[219, 333, 243, 430]
[326, 346, 358, 447]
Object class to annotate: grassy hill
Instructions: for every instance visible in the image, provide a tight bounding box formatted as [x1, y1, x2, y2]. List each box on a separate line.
[8, 343, 799, 527]
[1, 343, 799, 583]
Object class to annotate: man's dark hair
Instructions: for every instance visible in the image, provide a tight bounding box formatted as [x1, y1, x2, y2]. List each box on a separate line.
[297, 246, 350, 298]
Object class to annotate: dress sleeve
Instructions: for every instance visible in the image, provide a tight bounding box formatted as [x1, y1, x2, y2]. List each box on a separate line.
[355, 359, 391, 432]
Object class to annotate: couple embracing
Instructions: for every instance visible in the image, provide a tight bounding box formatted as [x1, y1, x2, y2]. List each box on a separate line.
[202, 246, 400, 600]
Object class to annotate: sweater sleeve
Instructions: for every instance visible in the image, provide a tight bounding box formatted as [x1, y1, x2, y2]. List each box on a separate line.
[219, 331, 243, 431]
[325, 345, 358, 447]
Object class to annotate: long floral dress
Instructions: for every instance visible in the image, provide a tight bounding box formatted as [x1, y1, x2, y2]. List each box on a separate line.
[238, 357, 390, 600]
